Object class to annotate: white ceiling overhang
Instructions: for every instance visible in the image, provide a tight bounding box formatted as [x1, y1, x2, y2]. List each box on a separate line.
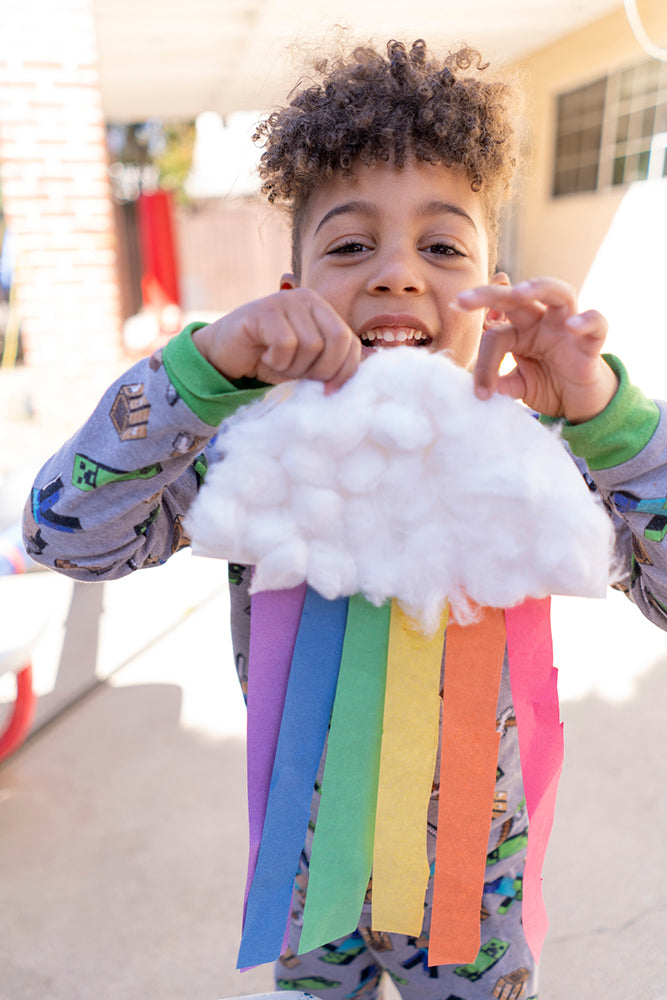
[94, 0, 623, 122]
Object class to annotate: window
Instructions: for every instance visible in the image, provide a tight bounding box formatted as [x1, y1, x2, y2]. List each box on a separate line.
[553, 78, 606, 196]
[552, 57, 667, 197]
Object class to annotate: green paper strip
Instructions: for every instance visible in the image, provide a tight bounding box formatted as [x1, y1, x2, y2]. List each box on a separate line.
[298, 594, 391, 954]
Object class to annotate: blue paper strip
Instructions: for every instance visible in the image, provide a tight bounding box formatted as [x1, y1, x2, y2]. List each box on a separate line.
[237, 588, 349, 969]
[298, 594, 390, 954]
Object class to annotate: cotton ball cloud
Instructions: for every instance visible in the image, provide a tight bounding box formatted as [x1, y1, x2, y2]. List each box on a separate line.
[186, 348, 613, 632]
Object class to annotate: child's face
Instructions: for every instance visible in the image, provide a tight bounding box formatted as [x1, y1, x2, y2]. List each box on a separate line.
[287, 160, 502, 369]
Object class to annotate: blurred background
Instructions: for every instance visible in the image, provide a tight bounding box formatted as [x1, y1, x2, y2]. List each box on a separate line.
[1, 2, 667, 999]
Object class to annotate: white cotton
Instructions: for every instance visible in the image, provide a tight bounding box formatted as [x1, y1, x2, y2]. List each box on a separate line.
[369, 401, 434, 451]
[307, 540, 359, 601]
[186, 347, 614, 631]
[250, 536, 309, 593]
[281, 443, 338, 488]
[337, 443, 387, 494]
[187, 495, 245, 560]
[292, 485, 344, 538]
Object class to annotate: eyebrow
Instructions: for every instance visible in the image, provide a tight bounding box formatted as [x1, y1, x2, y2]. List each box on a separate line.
[418, 200, 478, 233]
[314, 201, 376, 235]
[313, 198, 478, 235]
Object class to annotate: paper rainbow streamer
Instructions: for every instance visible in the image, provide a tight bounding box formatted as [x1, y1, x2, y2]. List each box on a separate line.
[238, 588, 562, 970]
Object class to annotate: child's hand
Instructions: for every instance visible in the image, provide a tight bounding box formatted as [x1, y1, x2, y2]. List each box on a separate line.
[457, 277, 619, 423]
[192, 288, 361, 390]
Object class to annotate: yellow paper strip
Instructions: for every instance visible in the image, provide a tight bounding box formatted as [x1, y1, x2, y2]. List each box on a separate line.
[371, 601, 447, 935]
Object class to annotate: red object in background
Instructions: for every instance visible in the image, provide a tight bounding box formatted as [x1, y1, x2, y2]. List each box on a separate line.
[136, 190, 181, 311]
[0, 539, 37, 763]
[0, 666, 36, 763]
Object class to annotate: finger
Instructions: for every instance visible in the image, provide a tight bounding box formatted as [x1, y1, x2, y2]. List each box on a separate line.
[258, 317, 312, 375]
[456, 285, 547, 330]
[511, 277, 577, 312]
[300, 299, 359, 384]
[323, 336, 362, 392]
[258, 290, 328, 376]
[564, 308, 608, 345]
[473, 323, 518, 399]
[495, 365, 530, 401]
[457, 277, 577, 316]
[456, 284, 519, 312]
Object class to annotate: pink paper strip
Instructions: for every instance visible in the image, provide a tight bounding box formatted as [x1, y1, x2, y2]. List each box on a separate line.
[243, 584, 307, 915]
[505, 597, 562, 962]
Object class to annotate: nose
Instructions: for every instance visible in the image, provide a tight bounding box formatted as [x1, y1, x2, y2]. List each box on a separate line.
[367, 245, 425, 295]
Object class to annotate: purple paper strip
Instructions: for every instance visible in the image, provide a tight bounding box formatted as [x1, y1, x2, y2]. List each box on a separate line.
[243, 583, 307, 915]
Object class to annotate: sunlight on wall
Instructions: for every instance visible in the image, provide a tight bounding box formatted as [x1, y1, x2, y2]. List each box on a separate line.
[579, 177, 667, 399]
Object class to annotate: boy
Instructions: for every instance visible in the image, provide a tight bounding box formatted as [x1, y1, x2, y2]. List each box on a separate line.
[24, 39, 667, 999]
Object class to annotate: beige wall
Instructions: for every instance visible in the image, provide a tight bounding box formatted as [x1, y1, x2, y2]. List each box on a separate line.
[511, 1, 667, 291]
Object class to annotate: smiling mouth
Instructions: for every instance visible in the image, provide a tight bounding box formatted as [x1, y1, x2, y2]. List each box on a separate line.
[360, 326, 433, 349]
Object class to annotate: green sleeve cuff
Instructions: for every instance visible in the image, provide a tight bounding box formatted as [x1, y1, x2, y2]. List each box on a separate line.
[162, 322, 270, 426]
[540, 355, 660, 471]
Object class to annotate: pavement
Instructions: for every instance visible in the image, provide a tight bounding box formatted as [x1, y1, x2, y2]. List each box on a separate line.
[2, 383, 667, 1000]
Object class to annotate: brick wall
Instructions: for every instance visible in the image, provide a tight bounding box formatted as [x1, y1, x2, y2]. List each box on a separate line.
[0, 0, 123, 425]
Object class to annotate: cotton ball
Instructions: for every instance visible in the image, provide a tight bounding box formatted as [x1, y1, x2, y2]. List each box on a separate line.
[230, 453, 290, 506]
[367, 347, 431, 407]
[243, 510, 298, 561]
[251, 536, 309, 593]
[369, 400, 435, 451]
[341, 495, 379, 549]
[281, 443, 337, 488]
[307, 540, 359, 600]
[357, 559, 400, 610]
[379, 451, 434, 526]
[282, 381, 329, 440]
[399, 588, 449, 637]
[355, 532, 402, 608]
[318, 406, 373, 456]
[292, 485, 345, 540]
[394, 522, 454, 633]
[187, 493, 246, 560]
[341, 495, 397, 604]
[337, 443, 387, 494]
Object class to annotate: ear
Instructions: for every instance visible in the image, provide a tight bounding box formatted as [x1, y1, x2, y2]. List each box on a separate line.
[484, 271, 510, 328]
[280, 272, 298, 291]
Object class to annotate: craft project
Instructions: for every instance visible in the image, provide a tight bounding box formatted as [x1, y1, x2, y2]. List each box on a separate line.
[185, 347, 612, 969]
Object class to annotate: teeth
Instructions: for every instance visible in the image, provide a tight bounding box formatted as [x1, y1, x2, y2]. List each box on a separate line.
[362, 326, 428, 343]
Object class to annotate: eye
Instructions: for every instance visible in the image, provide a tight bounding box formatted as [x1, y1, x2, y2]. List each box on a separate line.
[425, 242, 464, 257]
[327, 241, 369, 255]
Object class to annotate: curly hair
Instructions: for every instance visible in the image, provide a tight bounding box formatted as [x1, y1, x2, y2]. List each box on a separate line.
[254, 39, 522, 275]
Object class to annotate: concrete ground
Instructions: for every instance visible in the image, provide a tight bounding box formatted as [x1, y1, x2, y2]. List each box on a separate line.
[2, 551, 667, 1000]
[1, 380, 667, 1000]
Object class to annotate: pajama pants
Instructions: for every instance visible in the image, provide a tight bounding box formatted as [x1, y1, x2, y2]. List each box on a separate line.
[229, 569, 539, 999]
[275, 746, 537, 1000]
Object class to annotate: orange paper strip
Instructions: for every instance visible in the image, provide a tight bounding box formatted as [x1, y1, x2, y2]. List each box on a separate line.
[429, 607, 506, 966]
[371, 601, 447, 935]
